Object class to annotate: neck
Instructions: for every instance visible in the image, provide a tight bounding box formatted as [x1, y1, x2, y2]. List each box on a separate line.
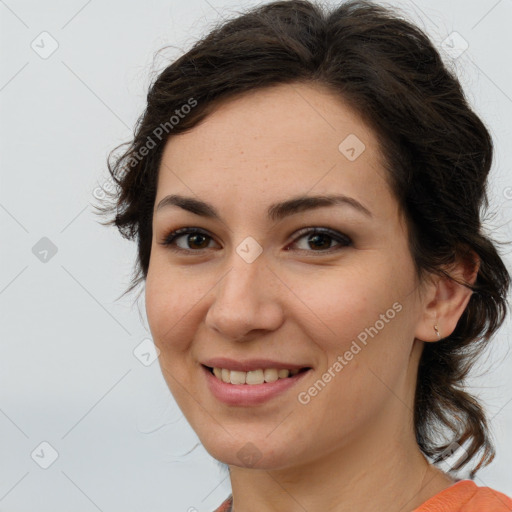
[227, 393, 455, 512]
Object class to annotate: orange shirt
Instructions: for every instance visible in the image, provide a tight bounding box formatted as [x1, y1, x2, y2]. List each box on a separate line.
[414, 479, 512, 512]
[213, 480, 512, 511]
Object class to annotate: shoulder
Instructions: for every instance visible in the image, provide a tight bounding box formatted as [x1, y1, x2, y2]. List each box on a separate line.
[414, 479, 512, 512]
[212, 495, 233, 512]
[212, 483, 512, 512]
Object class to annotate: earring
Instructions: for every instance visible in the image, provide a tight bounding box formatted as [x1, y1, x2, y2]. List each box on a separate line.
[434, 324, 441, 339]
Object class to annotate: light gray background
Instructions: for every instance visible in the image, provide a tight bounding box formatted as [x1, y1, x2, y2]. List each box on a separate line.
[1, 0, 511, 510]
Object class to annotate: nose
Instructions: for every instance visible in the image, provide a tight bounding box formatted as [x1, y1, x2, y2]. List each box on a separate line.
[205, 252, 285, 342]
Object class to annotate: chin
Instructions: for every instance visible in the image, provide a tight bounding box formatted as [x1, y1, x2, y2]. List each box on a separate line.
[199, 431, 302, 470]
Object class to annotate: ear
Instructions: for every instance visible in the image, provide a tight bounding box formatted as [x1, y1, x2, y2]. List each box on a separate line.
[414, 249, 479, 342]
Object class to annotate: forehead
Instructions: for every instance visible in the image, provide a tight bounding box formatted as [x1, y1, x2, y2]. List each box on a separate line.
[156, 83, 391, 214]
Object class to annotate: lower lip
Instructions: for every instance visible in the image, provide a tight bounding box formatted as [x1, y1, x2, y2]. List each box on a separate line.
[202, 365, 311, 406]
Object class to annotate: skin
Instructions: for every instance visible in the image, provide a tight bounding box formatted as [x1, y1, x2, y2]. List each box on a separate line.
[145, 82, 476, 512]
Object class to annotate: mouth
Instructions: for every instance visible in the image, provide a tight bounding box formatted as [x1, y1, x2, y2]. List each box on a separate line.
[200, 357, 314, 407]
[201, 363, 313, 407]
[204, 365, 311, 385]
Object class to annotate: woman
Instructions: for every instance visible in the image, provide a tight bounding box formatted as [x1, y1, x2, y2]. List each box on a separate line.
[97, 0, 512, 510]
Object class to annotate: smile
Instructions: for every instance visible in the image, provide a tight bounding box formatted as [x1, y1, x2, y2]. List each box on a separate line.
[202, 364, 312, 406]
[210, 367, 305, 385]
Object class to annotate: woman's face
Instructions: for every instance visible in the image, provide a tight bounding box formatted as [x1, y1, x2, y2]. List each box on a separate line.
[145, 83, 429, 470]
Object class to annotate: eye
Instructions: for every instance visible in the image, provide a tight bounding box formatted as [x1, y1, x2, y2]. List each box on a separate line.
[159, 227, 217, 251]
[289, 227, 352, 252]
[159, 226, 352, 254]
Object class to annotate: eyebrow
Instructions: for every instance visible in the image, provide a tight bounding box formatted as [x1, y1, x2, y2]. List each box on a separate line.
[155, 193, 372, 221]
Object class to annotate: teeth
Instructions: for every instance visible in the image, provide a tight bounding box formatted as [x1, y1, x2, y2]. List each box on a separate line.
[263, 368, 279, 383]
[230, 370, 246, 385]
[246, 369, 264, 385]
[211, 367, 303, 384]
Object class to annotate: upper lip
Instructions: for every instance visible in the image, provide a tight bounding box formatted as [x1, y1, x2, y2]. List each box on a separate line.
[201, 357, 310, 372]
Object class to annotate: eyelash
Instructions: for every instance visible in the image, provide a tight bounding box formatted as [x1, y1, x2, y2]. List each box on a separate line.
[159, 226, 352, 254]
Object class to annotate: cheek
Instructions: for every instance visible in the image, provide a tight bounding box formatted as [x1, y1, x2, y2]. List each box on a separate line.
[144, 259, 205, 353]
[289, 256, 418, 417]
[291, 262, 406, 351]
[144, 262, 208, 409]
[293, 260, 417, 405]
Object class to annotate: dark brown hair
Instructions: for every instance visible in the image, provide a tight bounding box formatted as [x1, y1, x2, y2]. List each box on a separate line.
[96, 0, 510, 479]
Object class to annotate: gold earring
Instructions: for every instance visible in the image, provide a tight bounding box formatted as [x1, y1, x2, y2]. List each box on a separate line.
[434, 324, 441, 339]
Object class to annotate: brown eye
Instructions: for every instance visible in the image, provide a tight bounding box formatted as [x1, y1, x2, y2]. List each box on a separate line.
[291, 228, 352, 252]
[305, 233, 334, 250]
[185, 233, 210, 249]
[160, 228, 217, 251]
